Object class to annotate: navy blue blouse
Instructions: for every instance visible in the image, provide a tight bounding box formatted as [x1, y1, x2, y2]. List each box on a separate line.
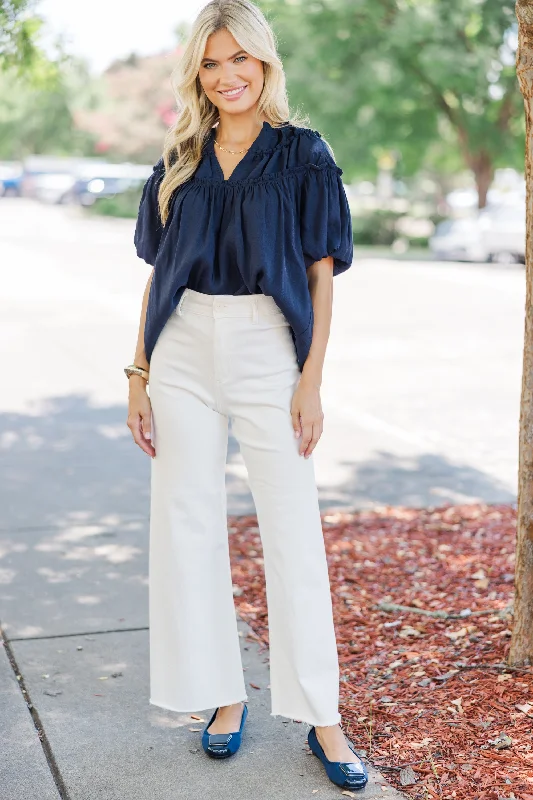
[134, 120, 353, 371]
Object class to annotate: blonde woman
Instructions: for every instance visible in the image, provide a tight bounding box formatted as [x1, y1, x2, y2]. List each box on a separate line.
[126, 0, 367, 790]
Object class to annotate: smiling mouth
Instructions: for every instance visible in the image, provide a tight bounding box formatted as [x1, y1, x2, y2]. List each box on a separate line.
[218, 85, 248, 97]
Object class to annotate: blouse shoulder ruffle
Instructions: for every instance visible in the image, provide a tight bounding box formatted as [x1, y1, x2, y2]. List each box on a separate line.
[133, 157, 165, 266]
[297, 132, 353, 275]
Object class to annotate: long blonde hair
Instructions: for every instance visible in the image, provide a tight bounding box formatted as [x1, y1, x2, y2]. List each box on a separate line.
[158, 0, 311, 226]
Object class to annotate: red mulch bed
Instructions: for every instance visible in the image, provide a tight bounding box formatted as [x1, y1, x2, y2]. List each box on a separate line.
[228, 502, 533, 800]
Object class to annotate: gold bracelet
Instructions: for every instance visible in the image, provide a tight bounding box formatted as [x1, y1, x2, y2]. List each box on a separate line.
[124, 364, 149, 382]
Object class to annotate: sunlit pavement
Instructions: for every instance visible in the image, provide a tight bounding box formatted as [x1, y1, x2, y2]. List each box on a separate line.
[0, 197, 523, 798]
[0, 197, 522, 520]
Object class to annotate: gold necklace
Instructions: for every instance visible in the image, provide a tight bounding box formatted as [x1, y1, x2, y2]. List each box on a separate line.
[214, 139, 249, 154]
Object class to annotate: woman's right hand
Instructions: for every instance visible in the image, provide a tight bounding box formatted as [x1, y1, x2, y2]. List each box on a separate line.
[127, 377, 156, 457]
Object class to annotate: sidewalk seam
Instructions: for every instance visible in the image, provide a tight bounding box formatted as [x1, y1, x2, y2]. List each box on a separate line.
[7, 624, 148, 642]
[1, 625, 71, 800]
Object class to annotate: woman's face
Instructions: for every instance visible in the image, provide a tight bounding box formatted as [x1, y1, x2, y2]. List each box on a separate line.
[198, 28, 264, 115]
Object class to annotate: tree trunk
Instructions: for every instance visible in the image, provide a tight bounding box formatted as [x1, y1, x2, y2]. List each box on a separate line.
[509, 0, 533, 667]
[469, 151, 494, 210]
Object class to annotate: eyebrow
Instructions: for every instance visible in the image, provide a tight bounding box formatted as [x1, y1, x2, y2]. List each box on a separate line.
[201, 49, 247, 64]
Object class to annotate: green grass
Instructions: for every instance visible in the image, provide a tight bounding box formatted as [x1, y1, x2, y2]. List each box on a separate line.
[83, 187, 142, 219]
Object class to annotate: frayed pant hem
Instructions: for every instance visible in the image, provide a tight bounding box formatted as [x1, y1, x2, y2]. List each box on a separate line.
[149, 696, 249, 714]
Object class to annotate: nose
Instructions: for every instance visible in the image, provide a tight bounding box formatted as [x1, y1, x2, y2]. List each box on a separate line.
[218, 63, 241, 83]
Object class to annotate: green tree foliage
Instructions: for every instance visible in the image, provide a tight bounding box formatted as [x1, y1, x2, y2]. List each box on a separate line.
[0, 0, 61, 86]
[0, 0, 100, 158]
[0, 55, 99, 159]
[260, 0, 524, 206]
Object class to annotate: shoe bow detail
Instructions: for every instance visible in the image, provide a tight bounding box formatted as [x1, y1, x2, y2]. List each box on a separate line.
[339, 760, 366, 776]
[207, 733, 233, 746]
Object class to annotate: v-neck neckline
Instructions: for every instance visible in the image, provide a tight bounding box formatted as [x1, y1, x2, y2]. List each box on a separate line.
[209, 120, 272, 183]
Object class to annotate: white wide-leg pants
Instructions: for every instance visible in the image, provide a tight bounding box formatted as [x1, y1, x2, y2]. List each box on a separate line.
[147, 288, 341, 726]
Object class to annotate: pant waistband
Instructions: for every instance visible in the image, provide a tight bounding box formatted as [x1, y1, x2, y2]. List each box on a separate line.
[177, 288, 286, 320]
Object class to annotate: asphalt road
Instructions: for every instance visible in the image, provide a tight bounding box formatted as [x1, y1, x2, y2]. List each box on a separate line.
[0, 197, 522, 523]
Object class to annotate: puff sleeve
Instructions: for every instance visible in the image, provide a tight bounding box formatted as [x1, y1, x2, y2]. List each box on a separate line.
[134, 157, 165, 266]
[299, 138, 353, 275]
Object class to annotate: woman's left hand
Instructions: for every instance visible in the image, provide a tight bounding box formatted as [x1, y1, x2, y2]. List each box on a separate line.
[290, 377, 324, 458]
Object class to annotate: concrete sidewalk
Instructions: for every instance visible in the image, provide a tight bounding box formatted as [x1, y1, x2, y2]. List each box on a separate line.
[1, 600, 405, 799]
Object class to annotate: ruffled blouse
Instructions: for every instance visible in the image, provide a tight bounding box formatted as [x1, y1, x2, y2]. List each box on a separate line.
[134, 120, 353, 372]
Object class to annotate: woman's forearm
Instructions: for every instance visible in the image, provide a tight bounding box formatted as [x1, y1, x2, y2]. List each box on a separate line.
[300, 256, 334, 387]
[127, 267, 155, 457]
[132, 268, 154, 371]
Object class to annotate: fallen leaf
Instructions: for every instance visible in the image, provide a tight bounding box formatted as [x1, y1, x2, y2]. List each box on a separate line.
[451, 698, 464, 714]
[435, 669, 459, 681]
[188, 727, 202, 732]
[190, 714, 203, 720]
[516, 703, 532, 714]
[445, 627, 467, 641]
[399, 626, 423, 638]
[341, 792, 356, 798]
[249, 682, 261, 689]
[489, 733, 512, 749]
[399, 766, 417, 786]
[410, 737, 433, 749]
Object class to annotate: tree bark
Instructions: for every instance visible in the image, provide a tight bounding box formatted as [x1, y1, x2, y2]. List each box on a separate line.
[469, 150, 494, 210]
[509, 0, 533, 667]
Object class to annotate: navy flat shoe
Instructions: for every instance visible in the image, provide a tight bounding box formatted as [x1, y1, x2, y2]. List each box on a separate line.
[307, 725, 368, 790]
[201, 702, 248, 759]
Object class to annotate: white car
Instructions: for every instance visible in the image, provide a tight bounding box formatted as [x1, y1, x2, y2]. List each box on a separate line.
[480, 205, 525, 264]
[430, 207, 525, 264]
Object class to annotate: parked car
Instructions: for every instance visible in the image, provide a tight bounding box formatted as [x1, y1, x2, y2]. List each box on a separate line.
[32, 172, 77, 204]
[429, 217, 488, 262]
[480, 205, 526, 264]
[0, 162, 23, 197]
[429, 206, 525, 264]
[67, 174, 143, 206]
[59, 162, 151, 206]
